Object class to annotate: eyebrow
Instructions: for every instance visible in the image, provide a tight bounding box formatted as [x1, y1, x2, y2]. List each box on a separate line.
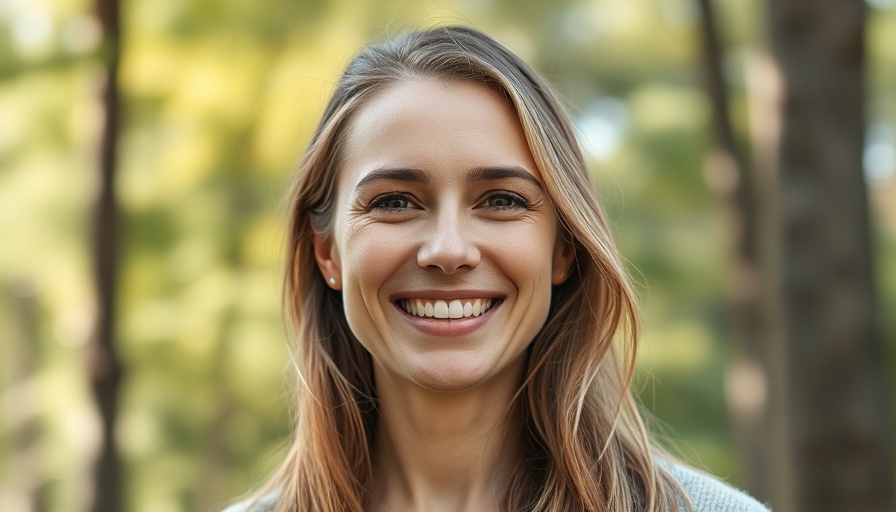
[355, 168, 431, 189]
[355, 165, 542, 190]
[467, 166, 543, 189]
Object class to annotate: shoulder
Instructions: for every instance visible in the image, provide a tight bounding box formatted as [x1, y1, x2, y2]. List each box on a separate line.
[664, 462, 771, 512]
[220, 492, 278, 512]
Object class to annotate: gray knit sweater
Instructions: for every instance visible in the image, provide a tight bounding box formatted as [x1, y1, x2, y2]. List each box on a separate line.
[665, 463, 770, 511]
[222, 463, 770, 511]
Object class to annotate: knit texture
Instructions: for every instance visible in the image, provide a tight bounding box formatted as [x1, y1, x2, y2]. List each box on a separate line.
[667, 463, 771, 512]
[221, 463, 771, 511]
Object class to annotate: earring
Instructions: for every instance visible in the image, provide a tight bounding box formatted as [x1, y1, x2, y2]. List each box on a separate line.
[329, 277, 336, 285]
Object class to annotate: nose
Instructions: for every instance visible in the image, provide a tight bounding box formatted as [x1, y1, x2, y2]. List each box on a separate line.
[416, 210, 481, 274]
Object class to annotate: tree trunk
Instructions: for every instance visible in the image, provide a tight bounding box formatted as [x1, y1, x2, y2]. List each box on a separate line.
[763, 0, 894, 510]
[694, 0, 769, 499]
[89, 0, 123, 510]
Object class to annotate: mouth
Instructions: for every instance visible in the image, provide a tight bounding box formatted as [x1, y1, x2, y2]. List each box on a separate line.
[396, 298, 498, 319]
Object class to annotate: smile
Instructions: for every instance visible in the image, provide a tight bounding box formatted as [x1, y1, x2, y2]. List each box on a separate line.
[398, 298, 495, 319]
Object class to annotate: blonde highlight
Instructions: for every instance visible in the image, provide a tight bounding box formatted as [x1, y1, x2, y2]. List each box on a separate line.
[246, 25, 690, 512]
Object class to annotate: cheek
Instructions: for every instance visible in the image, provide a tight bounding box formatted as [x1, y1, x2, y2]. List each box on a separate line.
[340, 225, 412, 337]
[485, 221, 557, 307]
[345, 227, 405, 283]
[487, 220, 557, 274]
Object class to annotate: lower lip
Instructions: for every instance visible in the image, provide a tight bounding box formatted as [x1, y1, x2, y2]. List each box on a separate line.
[396, 301, 501, 337]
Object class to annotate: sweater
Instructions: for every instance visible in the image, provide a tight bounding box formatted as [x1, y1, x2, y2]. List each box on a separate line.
[222, 463, 771, 512]
[665, 463, 770, 511]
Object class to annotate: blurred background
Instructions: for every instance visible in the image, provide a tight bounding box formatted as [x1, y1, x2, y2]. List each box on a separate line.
[1, 0, 894, 511]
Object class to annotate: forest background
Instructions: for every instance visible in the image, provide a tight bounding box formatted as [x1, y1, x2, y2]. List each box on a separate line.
[1, 0, 895, 511]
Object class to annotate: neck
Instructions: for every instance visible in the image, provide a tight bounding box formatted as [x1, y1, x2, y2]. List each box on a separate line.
[371, 366, 525, 512]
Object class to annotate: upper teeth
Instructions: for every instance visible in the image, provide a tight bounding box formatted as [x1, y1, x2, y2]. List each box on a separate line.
[399, 298, 494, 319]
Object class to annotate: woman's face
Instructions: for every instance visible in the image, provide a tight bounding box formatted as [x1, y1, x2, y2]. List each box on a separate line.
[314, 79, 574, 392]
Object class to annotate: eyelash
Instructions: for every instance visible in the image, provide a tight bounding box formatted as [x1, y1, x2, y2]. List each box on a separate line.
[367, 191, 530, 212]
[368, 193, 417, 212]
[482, 191, 529, 210]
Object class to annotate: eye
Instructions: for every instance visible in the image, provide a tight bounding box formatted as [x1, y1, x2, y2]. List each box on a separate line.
[369, 193, 416, 211]
[482, 191, 529, 210]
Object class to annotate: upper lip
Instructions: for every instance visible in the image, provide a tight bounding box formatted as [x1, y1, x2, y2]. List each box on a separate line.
[389, 289, 505, 301]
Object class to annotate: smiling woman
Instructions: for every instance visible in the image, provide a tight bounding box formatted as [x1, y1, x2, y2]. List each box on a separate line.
[316, 79, 569, 393]
[223, 25, 769, 512]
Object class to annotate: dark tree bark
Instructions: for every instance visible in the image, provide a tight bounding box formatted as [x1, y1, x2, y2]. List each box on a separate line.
[89, 0, 123, 510]
[762, 0, 895, 510]
[694, 0, 769, 499]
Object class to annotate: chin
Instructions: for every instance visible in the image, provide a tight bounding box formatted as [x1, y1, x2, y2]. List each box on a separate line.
[406, 355, 494, 393]
[405, 349, 529, 394]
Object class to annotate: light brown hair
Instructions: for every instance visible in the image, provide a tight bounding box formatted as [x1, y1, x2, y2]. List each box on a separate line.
[254, 25, 688, 512]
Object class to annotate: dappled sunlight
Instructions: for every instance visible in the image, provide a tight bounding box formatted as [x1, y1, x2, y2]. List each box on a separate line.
[3, 0, 895, 510]
[628, 85, 710, 133]
[227, 320, 290, 401]
[724, 359, 767, 421]
[155, 122, 219, 193]
[637, 321, 714, 374]
[250, 29, 363, 172]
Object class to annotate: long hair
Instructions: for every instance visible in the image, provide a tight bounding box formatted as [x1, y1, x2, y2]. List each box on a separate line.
[256, 25, 688, 512]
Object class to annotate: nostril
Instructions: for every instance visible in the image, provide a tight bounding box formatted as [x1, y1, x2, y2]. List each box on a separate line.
[416, 229, 481, 273]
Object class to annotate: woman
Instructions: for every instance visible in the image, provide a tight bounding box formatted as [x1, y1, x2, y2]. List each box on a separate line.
[226, 25, 769, 512]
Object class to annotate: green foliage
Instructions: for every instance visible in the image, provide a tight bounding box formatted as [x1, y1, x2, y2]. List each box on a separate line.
[2, 0, 895, 511]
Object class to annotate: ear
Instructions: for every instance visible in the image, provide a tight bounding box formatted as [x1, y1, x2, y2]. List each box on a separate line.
[312, 224, 342, 290]
[551, 230, 576, 286]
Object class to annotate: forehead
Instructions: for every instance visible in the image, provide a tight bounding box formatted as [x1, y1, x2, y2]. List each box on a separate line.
[339, 78, 542, 185]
